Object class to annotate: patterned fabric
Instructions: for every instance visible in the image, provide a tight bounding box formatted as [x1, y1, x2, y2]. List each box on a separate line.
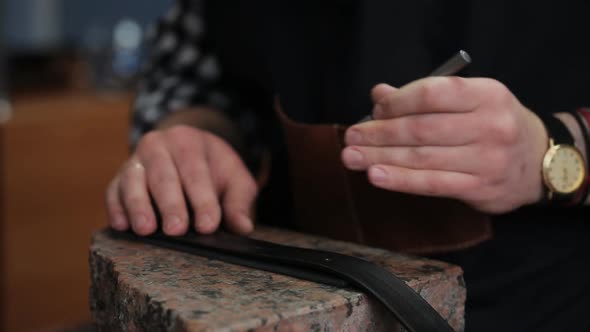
[130, 0, 261, 156]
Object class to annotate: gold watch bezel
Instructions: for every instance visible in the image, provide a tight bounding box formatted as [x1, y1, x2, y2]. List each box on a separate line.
[541, 138, 586, 197]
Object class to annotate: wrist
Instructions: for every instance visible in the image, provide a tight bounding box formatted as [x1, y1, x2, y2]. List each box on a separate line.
[527, 111, 550, 205]
[156, 107, 244, 150]
[155, 107, 267, 183]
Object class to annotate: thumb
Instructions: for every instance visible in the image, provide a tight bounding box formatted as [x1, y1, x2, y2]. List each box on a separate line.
[371, 83, 398, 103]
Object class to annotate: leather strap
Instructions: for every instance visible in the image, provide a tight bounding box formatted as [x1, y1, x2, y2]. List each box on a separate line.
[108, 229, 455, 332]
[538, 113, 575, 145]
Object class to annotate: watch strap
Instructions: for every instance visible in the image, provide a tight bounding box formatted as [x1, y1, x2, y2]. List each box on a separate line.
[537, 113, 575, 145]
[567, 109, 590, 205]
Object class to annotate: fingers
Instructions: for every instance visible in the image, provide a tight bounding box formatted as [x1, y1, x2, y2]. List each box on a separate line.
[119, 158, 158, 235]
[342, 145, 479, 173]
[166, 129, 221, 234]
[139, 131, 189, 236]
[372, 77, 491, 119]
[367, 164, 479, 199]
[112, 125, 257, 237]
[346, 112, 479, 147]
[371, 83, 398, 103]
[205, 133, 257, 235]
[105, 176, 128, 231]
[222, 174, 257, 235]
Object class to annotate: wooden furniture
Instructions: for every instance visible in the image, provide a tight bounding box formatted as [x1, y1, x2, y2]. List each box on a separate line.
[0, 92, 131, 331]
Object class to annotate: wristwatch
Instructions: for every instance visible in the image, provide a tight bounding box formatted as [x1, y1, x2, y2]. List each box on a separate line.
[539, 114, 586, 202]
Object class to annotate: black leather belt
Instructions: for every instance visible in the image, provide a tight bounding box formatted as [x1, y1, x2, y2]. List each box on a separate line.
[108, 229, 456, 332]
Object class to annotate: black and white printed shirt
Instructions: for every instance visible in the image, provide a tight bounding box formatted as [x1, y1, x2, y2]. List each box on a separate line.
[131, 0, 261, 154]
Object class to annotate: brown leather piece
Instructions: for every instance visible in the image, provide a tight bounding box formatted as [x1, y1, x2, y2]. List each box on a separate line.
[276, 101, 492, 254]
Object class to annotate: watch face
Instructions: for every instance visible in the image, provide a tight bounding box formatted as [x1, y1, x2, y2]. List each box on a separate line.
[543, 145, 586, 194]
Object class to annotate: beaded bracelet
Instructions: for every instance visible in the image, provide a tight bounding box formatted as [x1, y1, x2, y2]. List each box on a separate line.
[569, 108, 590, 205]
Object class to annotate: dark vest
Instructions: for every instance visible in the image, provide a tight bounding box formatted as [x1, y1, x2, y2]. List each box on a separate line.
[206, 0, 590, 121]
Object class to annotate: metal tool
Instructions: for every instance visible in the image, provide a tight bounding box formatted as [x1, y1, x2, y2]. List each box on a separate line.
[359, 50, 472, 122]
[429, 50, 471, 76]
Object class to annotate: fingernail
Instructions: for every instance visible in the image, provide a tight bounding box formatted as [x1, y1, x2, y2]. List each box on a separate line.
[237, 214, 254, 233]
[346, 129, 362, 145]
[197, 213, 213, 230]
[369, 167, 387, 183]
[343, 148, 364, 167]
[133, 214, 147, 229]
[165, 215, 183, 233]
[372, 104, 384, 119]
[112, 214, 127, 229]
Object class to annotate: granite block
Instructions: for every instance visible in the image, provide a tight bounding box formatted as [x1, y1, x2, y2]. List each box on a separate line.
[90, 227, 465, 331]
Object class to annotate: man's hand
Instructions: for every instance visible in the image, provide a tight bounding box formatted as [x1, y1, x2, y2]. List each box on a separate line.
[106, 125, 257, 236]
[342, 77, 549, 214]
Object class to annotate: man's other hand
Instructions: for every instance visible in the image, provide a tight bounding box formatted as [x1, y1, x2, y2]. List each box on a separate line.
[342, 77, 548, 214]
[106, 125, 257, 236]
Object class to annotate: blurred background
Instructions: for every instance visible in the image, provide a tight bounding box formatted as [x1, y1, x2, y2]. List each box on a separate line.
[1, 0, 171, 330]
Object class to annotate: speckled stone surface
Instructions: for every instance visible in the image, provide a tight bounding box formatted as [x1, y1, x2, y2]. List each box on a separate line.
[90, 227, 465, 331]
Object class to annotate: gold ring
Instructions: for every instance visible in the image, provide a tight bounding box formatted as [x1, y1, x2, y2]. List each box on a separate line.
[130, 161, 145, 171]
